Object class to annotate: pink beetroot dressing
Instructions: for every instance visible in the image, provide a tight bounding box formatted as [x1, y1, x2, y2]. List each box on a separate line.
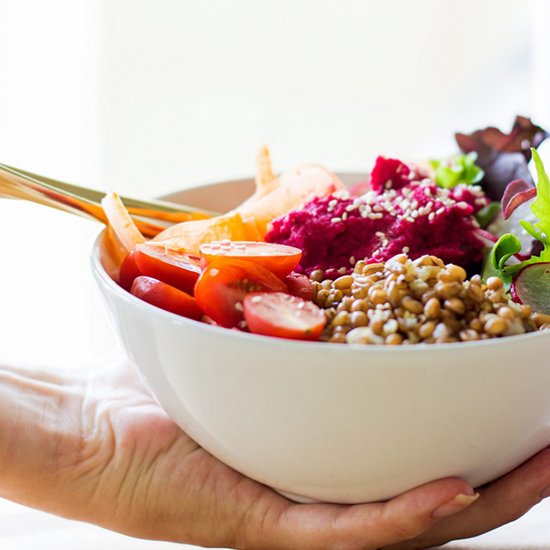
[265, 157, 490, 277]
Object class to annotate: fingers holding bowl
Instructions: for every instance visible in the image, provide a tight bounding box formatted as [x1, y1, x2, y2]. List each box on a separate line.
[239, 477, 477, 550]
[384, 447, 550, 550]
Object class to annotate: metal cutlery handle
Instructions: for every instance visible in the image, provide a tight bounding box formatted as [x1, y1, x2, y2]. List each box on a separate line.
[0, 163, 215, 237]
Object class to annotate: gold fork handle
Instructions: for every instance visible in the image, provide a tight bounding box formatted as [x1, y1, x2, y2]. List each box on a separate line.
[1, 164, 215, 215]
[0, 163, 216, 237]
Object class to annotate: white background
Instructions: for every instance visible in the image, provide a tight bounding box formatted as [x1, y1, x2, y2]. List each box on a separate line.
[0, 1, 549, 547]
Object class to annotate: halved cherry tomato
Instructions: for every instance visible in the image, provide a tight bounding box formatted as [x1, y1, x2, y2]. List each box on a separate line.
[118, 250, 142, 291]
[132, 242, 202, 295]
[243, 292, 326, 340]
[131, 276, 203, 320]
[284, 272, 313, 301]
[194, 259, 287, 328]
[200, 241, 302, 278]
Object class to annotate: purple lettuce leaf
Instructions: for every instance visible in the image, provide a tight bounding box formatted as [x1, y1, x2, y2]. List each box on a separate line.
[501, 178, 537, 220]
[455, 116, 548, 201]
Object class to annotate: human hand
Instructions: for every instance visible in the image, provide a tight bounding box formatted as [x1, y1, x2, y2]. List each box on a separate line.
[0, 358, 546, 550]
[383, 446, 550, 549]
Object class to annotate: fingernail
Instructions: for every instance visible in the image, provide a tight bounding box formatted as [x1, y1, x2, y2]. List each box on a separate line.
[540, 486, 550, 499]
[432, 492, 480, 519]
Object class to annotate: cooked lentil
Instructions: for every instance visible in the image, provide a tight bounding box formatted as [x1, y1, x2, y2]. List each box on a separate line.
[310, 254, 544, 345]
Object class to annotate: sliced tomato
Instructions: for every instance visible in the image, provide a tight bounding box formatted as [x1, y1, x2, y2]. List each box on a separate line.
[199, 241, 302, 279]
[131, 276, 203, 320]
[132, 242, 202, 295]
[194, 259, 287, 328]
[243, 292, 326, 340]
[118, 250, 142, 291]
[284, 272, 313, 301]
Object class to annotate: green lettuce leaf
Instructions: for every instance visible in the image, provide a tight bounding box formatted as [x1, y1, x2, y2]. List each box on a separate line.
[521, 148, 550, 247]
[475, 201, 500, 228]
[488, 234, 521, 286]
[487, 148, 550, 283]
[430, 152, 484, 189]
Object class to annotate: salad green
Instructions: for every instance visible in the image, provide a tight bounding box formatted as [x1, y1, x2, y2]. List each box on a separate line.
[430, 152, 484, 189]
[488, 148, 550, 285]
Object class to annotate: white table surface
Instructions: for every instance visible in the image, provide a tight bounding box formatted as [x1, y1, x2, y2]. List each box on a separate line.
[1, 201, 549, 548]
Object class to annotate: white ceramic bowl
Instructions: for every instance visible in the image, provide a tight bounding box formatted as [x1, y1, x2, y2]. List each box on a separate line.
[92, 176, 550, 504]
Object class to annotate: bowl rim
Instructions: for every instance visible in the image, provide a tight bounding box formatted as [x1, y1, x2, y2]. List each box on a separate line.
[91, 229, 550, 355]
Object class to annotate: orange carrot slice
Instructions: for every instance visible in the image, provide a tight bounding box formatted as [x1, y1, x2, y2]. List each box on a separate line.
[153, 160, 344, 251]
[101, 191, 146, 252]
[152, 211, 260, 255]
[256, 145, 277, 188]
[237, 164, 345, 235]
[236, 146, 279, 212]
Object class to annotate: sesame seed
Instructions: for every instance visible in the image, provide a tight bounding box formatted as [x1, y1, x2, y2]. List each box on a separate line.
[436, 207, 445, 215]
[334, 191, 351, 200]
[402, 246, 410, 253]
[235, 302, 244, 312]
[428, 212, 435, 221]
[210, 268, 220, 277]
[331, 217, 342, 224]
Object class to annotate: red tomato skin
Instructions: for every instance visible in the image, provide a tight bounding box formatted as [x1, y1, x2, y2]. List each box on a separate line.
[243, 292, 326, 341]
[194, 259, 287, 328]
[131, 276, 203, 321]
[118, 250, 141, 291]
[133, 244, 201, 295]
[284, 272, 313, 301]
[199, 241, 302, 279]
